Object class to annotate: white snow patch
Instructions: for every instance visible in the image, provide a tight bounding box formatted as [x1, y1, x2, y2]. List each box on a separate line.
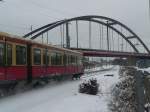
[84, 65, 113, 72]
[139, 67, 150, 73]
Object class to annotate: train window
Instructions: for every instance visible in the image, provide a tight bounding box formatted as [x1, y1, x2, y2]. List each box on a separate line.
[70, 55, 73, 64]
[6, 44, 12, 65]
[78, 57, 82, 65]
[71, 55, 76, 64]
[75, 56, 78, 64]
[43, 49, 49, 65]
[51, 52, 62, 65]
[69, 55, 72, 64]
[43, 49, 46, 65]
[16, 45, 26, 65]
[67, 55, 71, 65]
[0, 43, 4, 66]
[51, 52, 56, 65]
[56, 53, 62, 65]
[33, 48, 41, 65]
[63, 54, 67, 65]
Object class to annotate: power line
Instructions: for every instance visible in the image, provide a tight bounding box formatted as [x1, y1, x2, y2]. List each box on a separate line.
[0, 23, 30, 30]
[29, 0, 75, 17]
[8, 0, 62, 21]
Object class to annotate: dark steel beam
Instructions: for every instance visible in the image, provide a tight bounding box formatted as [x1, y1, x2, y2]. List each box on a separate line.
[127, 36, 136, 39]
[23, 20, 64, 38]
[107, 22, 117, 26]
[106, 21, 109, 51]
[81, 15, 150, 54]
[66, 22, 70, 48]
[70, 47, 133, 53]
[30, 18, 139, 53]
[81, 51, 150, 59]
[23, 15, 150, 54]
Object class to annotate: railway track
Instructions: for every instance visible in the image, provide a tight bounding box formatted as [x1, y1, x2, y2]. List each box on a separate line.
[82, 66, 115, 78]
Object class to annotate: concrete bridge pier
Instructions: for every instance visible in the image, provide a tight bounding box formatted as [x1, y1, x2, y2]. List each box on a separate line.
[127, 57, 136, 66]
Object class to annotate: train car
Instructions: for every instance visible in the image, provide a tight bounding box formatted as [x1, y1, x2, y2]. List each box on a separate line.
[0, 32, 84, 87]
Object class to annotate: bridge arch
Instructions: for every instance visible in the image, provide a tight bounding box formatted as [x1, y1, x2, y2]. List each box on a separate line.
[23, 15, 150, 54]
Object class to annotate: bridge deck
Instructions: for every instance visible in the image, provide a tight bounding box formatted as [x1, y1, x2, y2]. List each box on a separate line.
[70, 48, 150, 59]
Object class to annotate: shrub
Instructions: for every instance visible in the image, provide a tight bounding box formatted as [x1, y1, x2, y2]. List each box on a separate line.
[108, 67, 137, 112]
[79, 78, 99, 95]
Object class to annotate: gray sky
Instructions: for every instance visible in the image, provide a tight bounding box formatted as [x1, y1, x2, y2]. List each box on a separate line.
[0, 0, 150, 49]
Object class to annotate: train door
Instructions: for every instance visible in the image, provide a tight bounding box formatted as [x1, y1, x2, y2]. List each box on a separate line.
[63, 53, 67, 75]
[0, 42, 14, 80]
[43, 49, 49, 77]
[5, 43, 13, 80]
[68, 55, 72, 74]
[32, 47, 43, 78]
[75, 56, 78, 74]
[0, 42, 5, 80]
[27, 44, 32, 82]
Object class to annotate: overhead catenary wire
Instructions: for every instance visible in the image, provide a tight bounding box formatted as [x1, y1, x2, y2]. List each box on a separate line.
[9, 0, 61, 21]
[29, 0, 76, 17]
[0, 23, 30, 30]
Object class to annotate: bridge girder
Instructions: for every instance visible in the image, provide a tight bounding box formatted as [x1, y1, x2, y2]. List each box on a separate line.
[23, 15, 150, 54]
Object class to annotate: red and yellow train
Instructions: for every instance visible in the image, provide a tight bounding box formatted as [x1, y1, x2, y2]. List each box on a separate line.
[0, 32, 84, 86]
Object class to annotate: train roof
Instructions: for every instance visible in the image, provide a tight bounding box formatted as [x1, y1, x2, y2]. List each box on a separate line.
[0, 32, 82, 55]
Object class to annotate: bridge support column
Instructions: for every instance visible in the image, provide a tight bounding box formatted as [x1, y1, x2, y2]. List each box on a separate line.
[127, 57, 136, 66]
[66, 22, 70, 48]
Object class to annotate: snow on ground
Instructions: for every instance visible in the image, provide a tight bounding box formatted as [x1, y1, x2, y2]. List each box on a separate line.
[0, 66, 120, 112]
[138, 67, 150, 73]
[84, 65, 113, 72]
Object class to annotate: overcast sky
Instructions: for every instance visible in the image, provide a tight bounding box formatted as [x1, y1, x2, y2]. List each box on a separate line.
[0, 0, 150, 49]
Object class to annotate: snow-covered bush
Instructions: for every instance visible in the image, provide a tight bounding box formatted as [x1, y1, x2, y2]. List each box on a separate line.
[108, 66, 137, 112]
[79, 78, 99, 95]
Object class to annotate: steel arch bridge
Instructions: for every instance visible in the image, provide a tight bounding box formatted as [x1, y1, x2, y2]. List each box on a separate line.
[23, 15, 150, 58]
